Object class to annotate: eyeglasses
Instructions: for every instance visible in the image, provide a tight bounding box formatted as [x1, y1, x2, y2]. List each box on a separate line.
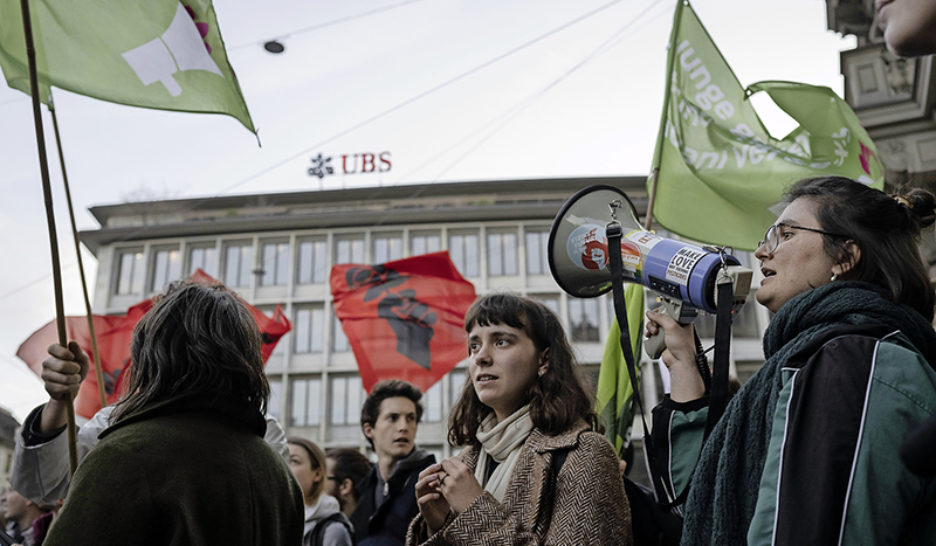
[758, 222, 848, 254]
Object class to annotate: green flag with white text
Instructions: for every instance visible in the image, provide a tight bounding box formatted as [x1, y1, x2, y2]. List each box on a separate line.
[597, 283, 644, 460]
[0, 0, 255, 133]
[650, 1, 883, 250]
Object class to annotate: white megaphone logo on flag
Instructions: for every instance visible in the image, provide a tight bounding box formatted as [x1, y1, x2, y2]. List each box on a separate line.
[121, 3, 222, 97]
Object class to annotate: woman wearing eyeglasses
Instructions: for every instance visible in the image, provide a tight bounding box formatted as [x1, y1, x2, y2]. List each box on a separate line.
[647, 176, 936, 545]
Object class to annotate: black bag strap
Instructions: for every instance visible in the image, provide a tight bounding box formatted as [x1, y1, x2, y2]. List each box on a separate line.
[533, 448, 570, 539]
[606, 224, 734, 508]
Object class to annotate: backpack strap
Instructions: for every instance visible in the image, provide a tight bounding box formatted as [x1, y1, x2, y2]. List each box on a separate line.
[312, 512, 355, 546]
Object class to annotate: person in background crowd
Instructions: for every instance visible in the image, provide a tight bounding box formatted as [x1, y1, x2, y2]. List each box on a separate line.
[351, 380, 435, 546]
[648, 176, 936, 544]
[408, 294, 632, 545]
[288, 437, 354, 546]
[876, 0, 936, 57]
[1, 485, 48, 546]
[40, 281, 303, 545]
[326, 448, 373, 519]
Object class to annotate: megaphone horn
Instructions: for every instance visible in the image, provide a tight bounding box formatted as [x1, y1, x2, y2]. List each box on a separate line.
[547, 185, 747, 314]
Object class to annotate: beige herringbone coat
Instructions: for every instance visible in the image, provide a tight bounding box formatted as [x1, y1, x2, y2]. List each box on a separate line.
[406, 422, 632, 545]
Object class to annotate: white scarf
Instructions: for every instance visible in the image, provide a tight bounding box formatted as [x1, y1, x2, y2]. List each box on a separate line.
[473, 405, 534, 502]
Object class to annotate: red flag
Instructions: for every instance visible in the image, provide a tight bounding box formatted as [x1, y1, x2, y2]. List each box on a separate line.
[330, 252, 477, 393]
[16, 269, 291, 419]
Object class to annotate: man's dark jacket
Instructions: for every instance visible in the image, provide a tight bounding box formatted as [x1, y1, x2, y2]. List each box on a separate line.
[351, 448, 435, 545]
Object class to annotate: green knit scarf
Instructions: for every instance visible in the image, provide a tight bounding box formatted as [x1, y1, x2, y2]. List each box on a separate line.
[681, 281, 936, 545]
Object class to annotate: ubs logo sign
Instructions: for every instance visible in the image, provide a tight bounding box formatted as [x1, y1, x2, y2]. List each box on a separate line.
[308, 152, 392, 179]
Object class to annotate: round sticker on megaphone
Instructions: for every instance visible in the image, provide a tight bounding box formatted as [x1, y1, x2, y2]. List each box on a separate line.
[566, 224, 642, 273]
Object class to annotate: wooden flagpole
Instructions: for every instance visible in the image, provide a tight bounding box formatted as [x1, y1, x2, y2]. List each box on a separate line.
[49, 97, 107, 410]
[19, 0, 79, 475]
[644, 0, 686, 231]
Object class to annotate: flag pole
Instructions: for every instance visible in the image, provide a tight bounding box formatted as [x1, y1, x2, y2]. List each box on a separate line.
[49, 96, 107, 410]
[19, 0, 79, 475]
[644, 0, 686, 231]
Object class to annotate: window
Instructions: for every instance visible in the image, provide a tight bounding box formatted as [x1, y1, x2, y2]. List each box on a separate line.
[149, 246, 181, 293]
[373, 233, 403, 263]
[525, 229, 550, 275]
[423, 380, 443, 423]
[330, 376, 364, 425]
[332, 313, 350, 353]
[188, 244, 218, 277]
[260, 241, 289, 286]
[487, 231, 518, 276]
[448, 231, 479, 277]
[449, 370, 468, 402]
[114, 249, 144, 295]
[530, 294, 560, 316]
[297, 238, 328, 284]
[410, 232, 441, 256]
[290, 377, 321, 427]
[335, 235, 365, 265]
[268, 379, 283, 421]
[568, 298, 600, 342]
[223, 241, 254, 288]
[294, 306, 325, 354]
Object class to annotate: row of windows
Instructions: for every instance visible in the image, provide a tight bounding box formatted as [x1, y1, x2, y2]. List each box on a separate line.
[273, 371, 468, 428]
[280, 293, 603, 357]
[112, 227, 554, 296]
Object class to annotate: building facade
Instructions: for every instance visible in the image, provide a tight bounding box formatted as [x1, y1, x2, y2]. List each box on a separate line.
[79, 177, 768, 462]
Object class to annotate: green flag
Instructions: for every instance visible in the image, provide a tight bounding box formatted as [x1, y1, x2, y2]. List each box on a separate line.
[0, 0, 255, 133]
[597, 283, 644, 459]
[649, 0, 884, 250]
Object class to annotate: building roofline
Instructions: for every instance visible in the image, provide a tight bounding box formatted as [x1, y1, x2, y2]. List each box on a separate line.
[79, 176, 647, 255]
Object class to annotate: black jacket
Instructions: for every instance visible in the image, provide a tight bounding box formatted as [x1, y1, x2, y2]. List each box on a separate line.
[351, 448, 435, 545]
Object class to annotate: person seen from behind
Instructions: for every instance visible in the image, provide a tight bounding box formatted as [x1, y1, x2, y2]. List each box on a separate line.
[41, 281, 304, 546]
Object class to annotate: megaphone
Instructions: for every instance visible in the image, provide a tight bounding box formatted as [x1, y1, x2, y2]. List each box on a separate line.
[547, 185, 753, 358]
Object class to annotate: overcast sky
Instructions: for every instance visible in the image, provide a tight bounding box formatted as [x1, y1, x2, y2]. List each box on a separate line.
[0, 0, 856, 421]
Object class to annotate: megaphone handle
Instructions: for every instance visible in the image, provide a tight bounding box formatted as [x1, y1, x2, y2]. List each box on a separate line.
[645, 329, 666, 360]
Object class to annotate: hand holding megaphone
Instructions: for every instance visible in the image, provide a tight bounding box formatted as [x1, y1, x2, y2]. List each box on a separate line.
[547, 184, 753, 359]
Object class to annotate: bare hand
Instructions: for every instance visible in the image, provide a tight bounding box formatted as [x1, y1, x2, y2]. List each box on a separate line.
[415, 462, 452, 534]
[645, 310, 705, 401]
[437, 458, 483, 514]
[41, 342, 89, 401]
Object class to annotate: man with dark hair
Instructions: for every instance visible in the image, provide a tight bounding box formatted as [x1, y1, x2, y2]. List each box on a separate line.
[325, 448, 372, 518]
[351, 380, 435, 545]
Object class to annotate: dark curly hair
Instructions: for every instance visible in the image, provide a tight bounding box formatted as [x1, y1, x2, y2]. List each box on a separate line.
[786, 176, 936, 321]
[448, 293, 598, 447]
[111, 280, 269, 422]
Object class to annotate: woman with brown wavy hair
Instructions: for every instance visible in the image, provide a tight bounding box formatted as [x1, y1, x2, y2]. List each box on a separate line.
[406, 293, 631, 545]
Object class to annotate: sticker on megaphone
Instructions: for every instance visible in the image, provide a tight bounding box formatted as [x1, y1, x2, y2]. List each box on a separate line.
[566, 224, 641, 275]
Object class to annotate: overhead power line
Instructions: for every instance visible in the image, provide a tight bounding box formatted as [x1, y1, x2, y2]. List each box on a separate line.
[230, 0, 426, 51]
[212, 0, 629, 196]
